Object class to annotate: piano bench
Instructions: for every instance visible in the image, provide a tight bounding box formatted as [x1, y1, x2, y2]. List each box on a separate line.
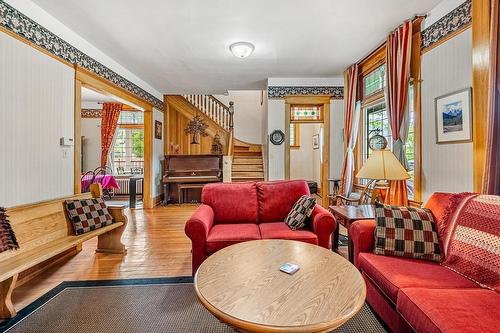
[178, 183, 206, 204]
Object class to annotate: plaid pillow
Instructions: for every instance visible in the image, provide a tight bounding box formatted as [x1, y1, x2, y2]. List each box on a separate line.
[374, 203, 441, 262]
[285, 195, 316, 230]
[65, 198, 114, 235]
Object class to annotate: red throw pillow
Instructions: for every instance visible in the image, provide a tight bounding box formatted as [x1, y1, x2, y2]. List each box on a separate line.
[442, 195, 500, 292]
[374, 203, 441, 262]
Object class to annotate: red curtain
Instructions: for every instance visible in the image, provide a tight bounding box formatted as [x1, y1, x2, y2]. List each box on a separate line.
[385, 21, 412, 206]
[484, 0, 500, 195]
[339, 64, 360, 199]
[100, 103, 122, 167]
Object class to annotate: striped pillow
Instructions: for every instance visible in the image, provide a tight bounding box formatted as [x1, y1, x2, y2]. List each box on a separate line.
[285, 195, 316, 230]
[442, 195, 500, 292]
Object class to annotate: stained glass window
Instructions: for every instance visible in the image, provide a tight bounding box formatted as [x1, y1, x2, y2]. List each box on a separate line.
[290, 105, 322, 121]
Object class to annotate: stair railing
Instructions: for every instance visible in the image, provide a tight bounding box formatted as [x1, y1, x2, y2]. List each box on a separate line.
[182, 94, 232, 131]
[227, 101, 235, 156]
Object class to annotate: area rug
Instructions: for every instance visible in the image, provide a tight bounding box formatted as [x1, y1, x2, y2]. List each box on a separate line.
[0, 277, 387, 333]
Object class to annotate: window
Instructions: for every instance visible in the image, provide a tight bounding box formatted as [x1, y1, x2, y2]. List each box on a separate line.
[113, 111, 144, 174]
[406, 85, 415, 199]
[365, 103, 392, 160]
[290, 105, 323, 122]
[290, 123, 300, 148]
[363, 64, 386, 97]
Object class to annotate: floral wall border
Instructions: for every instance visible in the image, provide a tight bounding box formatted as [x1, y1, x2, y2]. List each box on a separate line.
[268, 86, 344, 99]
[0, 1, 163, 110]
[421, 0, 471, 50]
[81, 109, 102, 118]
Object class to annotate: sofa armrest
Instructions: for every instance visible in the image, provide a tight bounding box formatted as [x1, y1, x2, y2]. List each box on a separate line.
[184, 204, 214, 274]
[310, 205, 337, 249]
[350, 219, 376, 268]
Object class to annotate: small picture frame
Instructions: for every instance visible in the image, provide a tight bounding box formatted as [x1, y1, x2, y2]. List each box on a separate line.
[312, 134, 320, 149]
[435, 88, 472, 144]
[155, 120, 162, 140]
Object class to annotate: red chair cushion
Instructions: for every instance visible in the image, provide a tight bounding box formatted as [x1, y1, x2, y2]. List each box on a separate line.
[202, 182, 258, 224]
[397, 288, 500, 333]
[358, 252, 478, 304]
[259, 222, 318, 245]
[206, 224, 261, 254]
[256, 180, 310, 223]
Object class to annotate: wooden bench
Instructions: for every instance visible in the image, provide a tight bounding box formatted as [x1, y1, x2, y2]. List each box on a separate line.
[0, 184, 127, 319]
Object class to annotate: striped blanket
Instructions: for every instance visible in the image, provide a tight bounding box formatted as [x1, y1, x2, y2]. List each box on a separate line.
[0, 207, 19, 253]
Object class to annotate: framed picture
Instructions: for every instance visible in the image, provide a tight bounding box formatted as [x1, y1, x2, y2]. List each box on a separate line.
[154, 120, 162, 140]
[312, 134, 320, 149]
[435, 88, 472, 144]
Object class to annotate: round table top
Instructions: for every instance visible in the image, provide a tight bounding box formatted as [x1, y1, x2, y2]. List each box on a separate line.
[194, 240, 366, 333]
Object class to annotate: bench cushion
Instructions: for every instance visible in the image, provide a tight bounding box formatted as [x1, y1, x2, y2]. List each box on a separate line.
[359, 252, 478, 304]
[65, 198, 113, 235]
[397, 288, 500, 333]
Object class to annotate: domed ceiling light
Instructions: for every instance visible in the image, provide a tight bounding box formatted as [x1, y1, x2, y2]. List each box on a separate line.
[229, 42, 255, 58]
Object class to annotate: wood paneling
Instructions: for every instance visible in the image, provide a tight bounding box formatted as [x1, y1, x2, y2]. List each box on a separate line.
[472, 0, 491, 192]
[143, 108, 153, 209]
[74, 78, 83, 194]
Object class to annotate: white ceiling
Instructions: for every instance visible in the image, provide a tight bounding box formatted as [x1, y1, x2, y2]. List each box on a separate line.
[34, 0, 441, 94]
[81, 87, 113, 103]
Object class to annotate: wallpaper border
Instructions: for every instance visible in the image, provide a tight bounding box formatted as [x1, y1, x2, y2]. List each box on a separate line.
[0, 1, 164, 110]
[267, 86, 344, 99]
[421, 0, 472, 50]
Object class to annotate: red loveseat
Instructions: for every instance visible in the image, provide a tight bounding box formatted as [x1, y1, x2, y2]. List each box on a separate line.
[185, 180, 336, 274]
[350, 192, 500, 333]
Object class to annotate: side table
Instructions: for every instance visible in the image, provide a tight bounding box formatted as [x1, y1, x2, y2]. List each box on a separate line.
[329, 205, 374, 262]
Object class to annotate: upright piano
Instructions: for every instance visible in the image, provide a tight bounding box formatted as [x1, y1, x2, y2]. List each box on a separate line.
[162, 155, 223, 204]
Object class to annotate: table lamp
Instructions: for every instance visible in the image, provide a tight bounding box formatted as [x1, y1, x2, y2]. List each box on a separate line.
[356, 149, 409, 202]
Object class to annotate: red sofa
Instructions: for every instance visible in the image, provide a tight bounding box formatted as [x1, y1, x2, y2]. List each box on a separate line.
[350, 192, 500, 333]
[185, 180, 336, 274]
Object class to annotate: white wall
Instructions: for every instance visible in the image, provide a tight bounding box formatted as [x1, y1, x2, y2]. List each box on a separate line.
[152, 108, 164, 198]
[290, 124, 321, 181]
[81, 118, 101, 172]
[213, 90, 265, 144]
[0, 33, 74, 207]
[267, 99, 286, 180]
[421, 28, 473, 201]
[330, 99, 345, 181]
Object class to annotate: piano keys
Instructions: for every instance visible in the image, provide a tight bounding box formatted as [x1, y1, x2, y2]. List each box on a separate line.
[162, 154, 223, 204]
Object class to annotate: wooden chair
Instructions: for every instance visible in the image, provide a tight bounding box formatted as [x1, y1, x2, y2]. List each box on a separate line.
[130, 167, 143, 175]
[331, 180, 379, 206]
[93, 166, 114, 199]
[80, 170, 95, 193]
[0, 184, 127, 318]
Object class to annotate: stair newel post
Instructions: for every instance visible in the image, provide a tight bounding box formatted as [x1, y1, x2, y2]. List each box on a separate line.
[227, 101, 235, 156]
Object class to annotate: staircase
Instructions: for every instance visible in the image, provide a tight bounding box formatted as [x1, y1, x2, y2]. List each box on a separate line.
[180, 95, 265, 182]
[231, 139, 264, 182]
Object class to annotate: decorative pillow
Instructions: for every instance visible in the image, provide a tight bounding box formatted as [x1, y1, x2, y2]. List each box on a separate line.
[285, 195, 316, 230]
[374, 203, 441, 262]
[65, 198, 113, 235]
[442, 195, 500, 292]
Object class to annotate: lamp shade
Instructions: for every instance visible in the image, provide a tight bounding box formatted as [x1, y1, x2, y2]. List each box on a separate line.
[356, 149, 409, 180]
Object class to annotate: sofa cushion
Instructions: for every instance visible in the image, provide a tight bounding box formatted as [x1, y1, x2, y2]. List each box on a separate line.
[256, 180, 310, 223]
[358, 252, 478, 304]
[206, 224, 261, 253]
[373, 203, 441, 262]
[259, 222, 318, 245]
[442, 194, 500, 292]
[397, 288, 500, 333]
[285, 195, 316, 230]
[202, 182, 258, 224]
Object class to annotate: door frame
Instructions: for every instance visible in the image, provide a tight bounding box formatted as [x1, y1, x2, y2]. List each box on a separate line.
[74, 65, 154, 208]
[284, 95, 331, 207]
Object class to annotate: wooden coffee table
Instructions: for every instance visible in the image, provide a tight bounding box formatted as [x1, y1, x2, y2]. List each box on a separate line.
[194, 240, 366, 333]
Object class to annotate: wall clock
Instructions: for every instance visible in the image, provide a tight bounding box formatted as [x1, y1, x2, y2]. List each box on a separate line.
[270, 130, 285, 145]
[368, 133, 388, 150]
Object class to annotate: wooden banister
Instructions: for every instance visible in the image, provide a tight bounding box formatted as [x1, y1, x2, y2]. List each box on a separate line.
[227, 101, 235, 156]
[182, 94, 232, 132]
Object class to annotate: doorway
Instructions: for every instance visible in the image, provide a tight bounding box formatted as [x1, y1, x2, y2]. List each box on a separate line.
[74, 66, 154, 208]
[285, 96, 331, 207]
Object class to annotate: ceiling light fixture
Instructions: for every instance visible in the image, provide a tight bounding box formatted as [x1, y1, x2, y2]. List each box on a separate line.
[229, 42, 255, 58]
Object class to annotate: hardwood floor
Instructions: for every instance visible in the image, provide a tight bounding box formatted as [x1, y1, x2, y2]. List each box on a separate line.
[11, 204, 348, 313]
[12, 205, 197, 312]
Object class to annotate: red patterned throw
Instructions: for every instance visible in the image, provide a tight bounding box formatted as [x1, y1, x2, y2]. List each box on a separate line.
[0, 207, 19, 253]
[374, 203, 441, 262]
[442, 195, 500, 292]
